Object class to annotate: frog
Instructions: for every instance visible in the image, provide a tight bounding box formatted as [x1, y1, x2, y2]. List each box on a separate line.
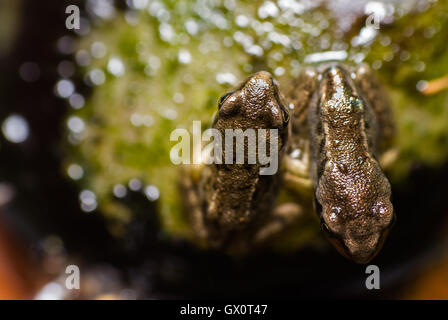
[181, 63, 396, 264]
[180, 71, 293, 252]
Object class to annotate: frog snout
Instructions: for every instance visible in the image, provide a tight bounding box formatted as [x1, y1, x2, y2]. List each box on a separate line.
[343, 232, 384, 264]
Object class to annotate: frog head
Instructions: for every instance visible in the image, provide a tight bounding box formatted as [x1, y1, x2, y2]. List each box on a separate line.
[315, 160, 395, 264]
[217, 70, 289, 130]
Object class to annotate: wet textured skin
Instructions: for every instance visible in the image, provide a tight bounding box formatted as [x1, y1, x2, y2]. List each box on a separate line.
[183, 71, 290, 248]
[307, 64, 395, 264]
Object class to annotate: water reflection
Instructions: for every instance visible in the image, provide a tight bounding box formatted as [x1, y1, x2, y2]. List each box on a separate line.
[2, 114, 29, 143]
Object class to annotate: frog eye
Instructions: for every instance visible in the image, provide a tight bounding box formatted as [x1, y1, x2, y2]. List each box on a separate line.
[280, 106, 290, 124]
[321, 222, 337, 238]
[218, 91, 234, 108]
[273, 90, 289, 124]
[390, 214, 397, 227]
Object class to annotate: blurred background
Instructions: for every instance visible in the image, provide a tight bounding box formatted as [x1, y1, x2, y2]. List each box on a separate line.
[0, 0, 447, 299]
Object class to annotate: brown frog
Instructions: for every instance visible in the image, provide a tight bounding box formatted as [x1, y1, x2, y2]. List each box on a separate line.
[181, 71, 291, 252]
[181, 63, 396, 263]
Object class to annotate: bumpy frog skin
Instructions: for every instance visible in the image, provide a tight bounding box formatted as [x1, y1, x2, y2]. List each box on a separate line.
[182, 63, 396, 263]
[307, 65, 395, 264]
[181, 71, 290, 249]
